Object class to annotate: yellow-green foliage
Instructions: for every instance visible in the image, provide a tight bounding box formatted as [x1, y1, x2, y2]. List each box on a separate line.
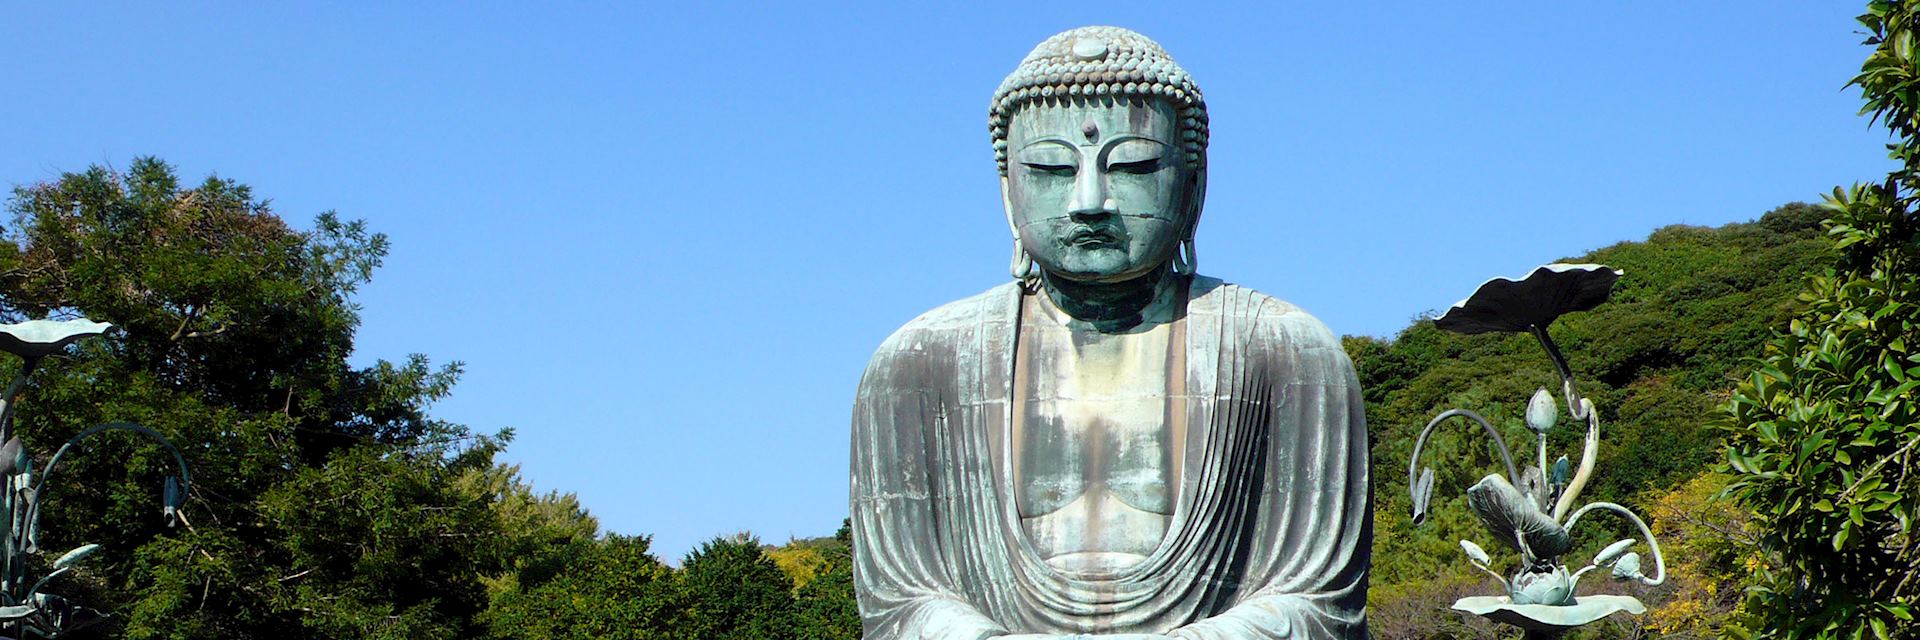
[766, 543, 829, 589]
[1642, 472, 1760, 638]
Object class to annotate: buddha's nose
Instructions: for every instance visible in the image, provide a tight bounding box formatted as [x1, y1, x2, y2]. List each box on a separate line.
[1068, 169, 1115, 220]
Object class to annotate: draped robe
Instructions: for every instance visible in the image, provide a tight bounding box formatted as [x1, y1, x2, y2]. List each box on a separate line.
[851, 276, 1371, 639]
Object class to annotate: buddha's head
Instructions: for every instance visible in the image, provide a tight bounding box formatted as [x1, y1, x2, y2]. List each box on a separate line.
[991, 26, 1208, 286]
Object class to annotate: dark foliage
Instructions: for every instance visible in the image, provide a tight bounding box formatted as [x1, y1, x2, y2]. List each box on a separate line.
[679, 534, 797, 640]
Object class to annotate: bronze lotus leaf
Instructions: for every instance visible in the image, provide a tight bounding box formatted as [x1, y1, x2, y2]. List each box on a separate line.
[1453, 595, 1648, 633]
[0, 438, 19, 476]
[1434, 263, 1623, 335]
[1466, 473, 1572, 559]
[0, 320, 113, 360]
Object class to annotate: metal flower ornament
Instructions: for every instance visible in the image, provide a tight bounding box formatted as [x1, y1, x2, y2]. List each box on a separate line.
[1408, 264, 1666, 639]
[0, 319, 190, 639]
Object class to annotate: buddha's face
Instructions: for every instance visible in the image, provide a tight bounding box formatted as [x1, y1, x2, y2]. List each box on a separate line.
[1005, 97, 1196, 284]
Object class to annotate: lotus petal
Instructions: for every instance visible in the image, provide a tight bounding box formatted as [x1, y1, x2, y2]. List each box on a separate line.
[1526, 388, 1559, 434]
[0, 438, 20, 476]
[1594, 539, 1636, 566]
[1467, 473, 1572, 559]
[1520, 465, 1550, 512]
[1460, 540, 1491, 566]
[1434, 264, 1623, 335]
[1511, 566, 1574, 606]
[1611, 552, 1643, 580]
[163, 476, 183, 523]
[53, 544, 100, 570]
[0, 319, 111, 359]
[1411, 467, 1435, 526]
[22, 484, 36, 552]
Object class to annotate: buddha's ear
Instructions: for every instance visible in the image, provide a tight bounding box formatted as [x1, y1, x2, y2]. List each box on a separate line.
[1183, 168, 1207, 240]
[1000, 175, 1041, 284]
[1000, 175, 1019, 238]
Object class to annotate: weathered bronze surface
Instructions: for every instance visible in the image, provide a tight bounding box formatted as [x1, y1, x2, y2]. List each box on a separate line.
[850, 27, 1371, 639]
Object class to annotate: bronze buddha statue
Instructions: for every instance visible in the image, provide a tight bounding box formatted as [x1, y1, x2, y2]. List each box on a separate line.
[850, 26, 1371, 640]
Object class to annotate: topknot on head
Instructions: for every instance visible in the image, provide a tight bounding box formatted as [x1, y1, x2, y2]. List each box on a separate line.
[989, 26, 1209, 176]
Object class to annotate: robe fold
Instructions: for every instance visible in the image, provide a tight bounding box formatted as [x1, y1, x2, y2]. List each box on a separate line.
[851, 276, 1371, 639]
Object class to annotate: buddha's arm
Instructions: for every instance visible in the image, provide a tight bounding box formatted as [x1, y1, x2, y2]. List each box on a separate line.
[1169, 325, 1372, 639]
[852, 445, 1009, 639]
[852, 428, 1008, 639]
[1164, 593, 1364, 640]
[998, 630, 1175, 634]
[851, 339, 1013, 640]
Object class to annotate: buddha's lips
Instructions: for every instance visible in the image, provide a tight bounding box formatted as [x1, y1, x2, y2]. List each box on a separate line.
[1067, 227, 1122, 247]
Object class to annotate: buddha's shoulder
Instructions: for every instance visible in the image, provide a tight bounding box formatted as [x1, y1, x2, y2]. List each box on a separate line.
[1191, 276, 1343, 352]
[868, 282, 1021, 359]
[866, 278, 1346, 358]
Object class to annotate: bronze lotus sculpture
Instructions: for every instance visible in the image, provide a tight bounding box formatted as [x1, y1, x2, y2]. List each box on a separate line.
[1409, 264, 1667, 639]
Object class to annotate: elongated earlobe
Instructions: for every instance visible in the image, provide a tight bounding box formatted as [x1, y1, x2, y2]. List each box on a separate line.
[1010, 237, 1038, 282]
[1172, 171, 1205, 277]
[1172, 237, 1197, 276]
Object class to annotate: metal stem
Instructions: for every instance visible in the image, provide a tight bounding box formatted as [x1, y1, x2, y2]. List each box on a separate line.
[28, 422, 192, 542]
[1533, 324, 1602, 521]
[1537, 434, 1548, 488]
[0, 356, 39, 634]
[1551, 409, 1601, 522]
[1563, 501, 1668, 587]
[1529, 325, 1588, 421]
[1408, 409, 1524, 494]
[0, 357, 42, 447]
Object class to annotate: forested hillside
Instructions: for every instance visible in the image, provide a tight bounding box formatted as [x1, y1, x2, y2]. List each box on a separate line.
[1358, 202, 1832, 638]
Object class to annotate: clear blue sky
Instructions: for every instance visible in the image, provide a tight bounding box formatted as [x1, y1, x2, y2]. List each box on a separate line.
[1, 3, 1894, 561]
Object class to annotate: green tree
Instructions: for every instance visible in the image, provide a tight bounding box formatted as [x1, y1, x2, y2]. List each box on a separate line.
[1723, 2, 1920, 636]
[0, 157, 544, 639]
[481, 534, 685, 640]
[680, 533, 796, 640]
[793, 559, 859, 640]
[464, 460, 601, 601]
[246, 442, 505, 640]
[791, 520, 860, 640]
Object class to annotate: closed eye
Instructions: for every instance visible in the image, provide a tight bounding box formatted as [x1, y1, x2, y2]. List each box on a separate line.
[1109, 158, 1160, 174]
[1023, 163, 1076, 177]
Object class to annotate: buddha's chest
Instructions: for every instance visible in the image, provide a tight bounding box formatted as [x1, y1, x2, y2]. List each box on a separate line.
[1012, 321, 1180, 570]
